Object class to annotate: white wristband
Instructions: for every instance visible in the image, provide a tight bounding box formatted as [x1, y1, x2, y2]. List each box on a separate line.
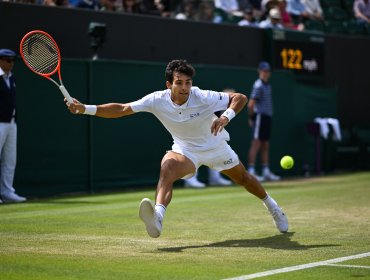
[221, 108, 236, 121]
[84, 105, 97, 115]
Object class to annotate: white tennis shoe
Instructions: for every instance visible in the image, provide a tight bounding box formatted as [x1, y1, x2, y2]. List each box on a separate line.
[269, 207, 288, 233]
[2, 193, 27, 203]
[139, 198, 162, 238]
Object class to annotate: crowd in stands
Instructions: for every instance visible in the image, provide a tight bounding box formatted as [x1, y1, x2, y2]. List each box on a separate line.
[3, 0, 370, 34]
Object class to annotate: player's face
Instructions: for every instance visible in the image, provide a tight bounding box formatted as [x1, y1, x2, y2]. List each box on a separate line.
[167, 72, 193, 105]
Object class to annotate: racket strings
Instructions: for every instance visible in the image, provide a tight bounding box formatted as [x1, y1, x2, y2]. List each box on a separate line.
[21, 33, 59, 75]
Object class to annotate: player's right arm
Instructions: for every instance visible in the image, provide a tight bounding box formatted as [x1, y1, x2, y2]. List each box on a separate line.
[94, 103, 134, 118]
[66, 98, 135, 118]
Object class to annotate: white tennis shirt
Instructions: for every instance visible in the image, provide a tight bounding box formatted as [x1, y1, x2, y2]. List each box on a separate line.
[130, 87, 230, 152]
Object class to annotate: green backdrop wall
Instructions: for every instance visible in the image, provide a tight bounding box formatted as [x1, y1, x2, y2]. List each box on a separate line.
[13, 60, 337, 196]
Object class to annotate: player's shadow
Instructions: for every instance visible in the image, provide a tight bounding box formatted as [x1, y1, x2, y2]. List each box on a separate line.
[158, 232, 339, 253]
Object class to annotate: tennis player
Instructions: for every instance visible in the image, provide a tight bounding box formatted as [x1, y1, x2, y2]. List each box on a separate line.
[66, 59, 288, 238]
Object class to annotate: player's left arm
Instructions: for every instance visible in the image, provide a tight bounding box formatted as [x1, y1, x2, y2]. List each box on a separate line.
[226, 92, 248, 114]
[211, 92, 248, 136]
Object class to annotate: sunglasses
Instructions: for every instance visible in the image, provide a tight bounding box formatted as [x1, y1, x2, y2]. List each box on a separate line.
[0, 57, 15, 63]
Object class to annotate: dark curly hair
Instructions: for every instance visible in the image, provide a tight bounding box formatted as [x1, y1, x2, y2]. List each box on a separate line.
[165, 59, 196, 84]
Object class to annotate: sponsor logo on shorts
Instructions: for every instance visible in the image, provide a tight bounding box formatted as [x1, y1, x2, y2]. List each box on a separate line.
[223, 158, 233, 165]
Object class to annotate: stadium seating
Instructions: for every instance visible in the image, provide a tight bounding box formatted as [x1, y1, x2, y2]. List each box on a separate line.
[305, 19, 326, 32]
[342, 0, 355, 18]
[321, 0, 342, 7]
[325, 6, 349, 21]
[325, 20, 347, 34]
[344, 20, 366, 35]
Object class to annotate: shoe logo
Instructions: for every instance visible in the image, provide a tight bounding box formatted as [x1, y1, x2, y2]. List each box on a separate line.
[223, 158, 233, 165]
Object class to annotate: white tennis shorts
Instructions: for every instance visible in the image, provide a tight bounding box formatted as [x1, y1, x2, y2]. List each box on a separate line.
[171, 141, 240, 179]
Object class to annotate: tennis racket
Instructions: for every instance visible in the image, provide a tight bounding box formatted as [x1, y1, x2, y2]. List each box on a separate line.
[19, 30, 74, 104]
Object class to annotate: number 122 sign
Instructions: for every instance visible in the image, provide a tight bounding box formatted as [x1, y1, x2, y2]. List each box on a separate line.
[273, 37, 325, 78]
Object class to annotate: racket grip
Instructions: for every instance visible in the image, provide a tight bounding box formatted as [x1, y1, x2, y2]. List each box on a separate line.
[59, 85, 74, 104]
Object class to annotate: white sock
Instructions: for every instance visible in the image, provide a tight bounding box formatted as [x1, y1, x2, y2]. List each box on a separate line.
[248, 166, 255, 174]
[262, 194, 278, 212]
[155, 204, 166, 220]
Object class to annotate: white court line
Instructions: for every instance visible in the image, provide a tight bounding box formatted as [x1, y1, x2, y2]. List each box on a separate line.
[324, 264, 370, 269]
[222, 252, 370, 280]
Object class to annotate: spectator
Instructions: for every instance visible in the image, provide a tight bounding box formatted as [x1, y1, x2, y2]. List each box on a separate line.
[194, 1, 223, 23]
[74, 0, 101, 10]
[286, 0, 309, 23]
[214, 0, 240, 15]
[259, 7, 284, 28]
[0, 49, 27, 203]
[42, 0, 56, 6]
[354, 0, 370, 26]
[101, 0, 118, 11]
[238, 6, 258, 26]
[260, 0, 278, 21]
[140, 0, 173, 17]
[247, 61, 281, 182]
[277, 0, 305, 30]
[301, 0, 323, 20]
[174, 0, 196, 20]
[118, 0, 142, 13]
[140, 0, 163, 16]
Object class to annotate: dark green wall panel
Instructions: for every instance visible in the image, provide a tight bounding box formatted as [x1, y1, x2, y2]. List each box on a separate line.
[13, 60, 337, 196]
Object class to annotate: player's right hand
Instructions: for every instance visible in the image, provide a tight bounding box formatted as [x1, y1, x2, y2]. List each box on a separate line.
[65, 98, 85, 114]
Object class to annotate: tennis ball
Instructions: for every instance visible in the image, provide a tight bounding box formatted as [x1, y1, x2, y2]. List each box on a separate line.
[280, 155, 294, 169]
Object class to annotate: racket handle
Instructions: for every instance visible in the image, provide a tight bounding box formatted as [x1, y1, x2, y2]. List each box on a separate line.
[59, 85, 74, 104]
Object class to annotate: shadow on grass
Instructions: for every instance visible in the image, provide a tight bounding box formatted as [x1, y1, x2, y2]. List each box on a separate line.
[158, 232, 340, 252]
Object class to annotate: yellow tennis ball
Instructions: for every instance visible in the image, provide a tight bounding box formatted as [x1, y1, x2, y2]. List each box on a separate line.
[280, 155, 294, 169]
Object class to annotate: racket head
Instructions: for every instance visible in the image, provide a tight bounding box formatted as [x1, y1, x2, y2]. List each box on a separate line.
[19, 30, 61, 77]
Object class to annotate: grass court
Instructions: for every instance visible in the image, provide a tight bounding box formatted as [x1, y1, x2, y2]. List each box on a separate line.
[1, 172, 370, 279]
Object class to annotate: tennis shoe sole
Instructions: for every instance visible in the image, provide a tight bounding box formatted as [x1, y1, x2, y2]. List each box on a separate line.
[139, 198, 162, 238]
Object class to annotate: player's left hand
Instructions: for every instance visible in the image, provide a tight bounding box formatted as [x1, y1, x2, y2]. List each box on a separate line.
[211, 117, 229, 136]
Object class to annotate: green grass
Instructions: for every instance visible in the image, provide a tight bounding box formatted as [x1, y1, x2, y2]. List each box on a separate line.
[1, 172, 370, 279]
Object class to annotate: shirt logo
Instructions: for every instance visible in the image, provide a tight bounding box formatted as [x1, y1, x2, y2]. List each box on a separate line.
[224, 158, 233, 165]
[190, 113, 200, 118]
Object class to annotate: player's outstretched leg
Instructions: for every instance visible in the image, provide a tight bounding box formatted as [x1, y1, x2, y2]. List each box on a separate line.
[222, 162, 288, 233]
[139, 198, 163, 238]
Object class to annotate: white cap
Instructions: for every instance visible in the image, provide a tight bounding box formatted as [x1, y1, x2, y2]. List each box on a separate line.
[269, 8, 281, 19]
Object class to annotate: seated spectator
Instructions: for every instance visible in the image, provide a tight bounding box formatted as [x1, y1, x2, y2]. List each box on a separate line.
[194, 1, 223, 23]
[141, 0, 172, 17]
[42, 0, 56, 6]
[174, 0, 196, 20]
[100, 0, 118, 11]
[238, 6, 258, 26]
[277, 0, 304, 30]
[260, 0, 278, 21]
[286, 0, 309, 23]
[354, 0, 370, 26]
[301, 0, 323, 20]
[55, 0, 71, 6]
[118, 0, 142, 13]
[259, 7, 284, 28]
[215, 0, 240, 15]
[74, 0, 101, 10]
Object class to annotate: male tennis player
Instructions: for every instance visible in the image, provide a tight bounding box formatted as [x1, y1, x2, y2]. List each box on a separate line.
[66, 59, 288, 238]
